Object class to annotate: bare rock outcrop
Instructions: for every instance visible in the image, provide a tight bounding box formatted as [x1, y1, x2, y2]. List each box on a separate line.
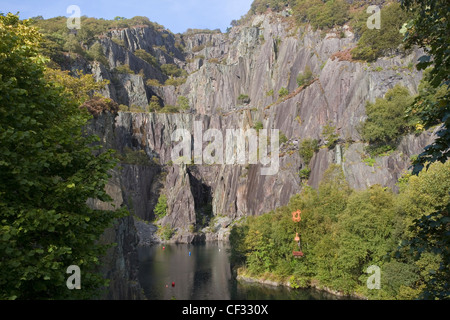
[87, 11, 433, 247]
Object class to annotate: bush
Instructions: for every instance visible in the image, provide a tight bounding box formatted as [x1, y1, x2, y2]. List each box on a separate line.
[63, 34, 84, 55]
[161, 63, 187, 78]
[128, 105, 146, 113]
[79, 95, 119, 117]
[294, 0, 349, 30]
[146, 78, 162, 87]
[86, 42, 108, 66]
[112, 38, 126, 47]
[351, 3, 411, 62]
[154, 194, 168, 220]
[299, 167, 311, 180]
[279, 132, 288, 144]
[177, 96, 190, 111]
[278, 87, 289, 98]
[322, 121, 338, 149]
[299, 138, 319, 165]
[148, 96, 161, 112]
[238, 94, 251, 104]
[266, 89, 274, 97]
[296, 65, 313, 87]
[164, 77, 187, 87]
[253, 121, 264, 130]
[229, 156, 450, 298]
[158, 225, 175, 241]
[159, 105, 180, 113]
[115, 64, 135, 74]
[118, 147, 152, 166]
[250, 0, 295, 14]
[134, 49, 159, 68]
[362, 157, 376, 167]
[361, 84, 414, 155]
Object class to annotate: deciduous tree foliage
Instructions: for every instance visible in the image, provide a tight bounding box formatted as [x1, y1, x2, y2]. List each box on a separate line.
[0, 14, 126, 300]
[230, 163, 449, 299]
[361, 84, 415, 155]
[401, 0, 450, 174]
[351, 2, 410, 62]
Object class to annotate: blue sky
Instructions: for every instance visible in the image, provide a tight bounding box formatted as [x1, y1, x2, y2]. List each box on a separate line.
[0, 0, 254, 33]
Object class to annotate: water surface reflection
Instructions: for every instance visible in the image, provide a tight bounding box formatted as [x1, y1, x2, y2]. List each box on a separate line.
[138, 243, 344, 300]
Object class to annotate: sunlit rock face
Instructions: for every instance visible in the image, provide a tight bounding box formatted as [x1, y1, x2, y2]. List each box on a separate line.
[83, 10, 434, 297]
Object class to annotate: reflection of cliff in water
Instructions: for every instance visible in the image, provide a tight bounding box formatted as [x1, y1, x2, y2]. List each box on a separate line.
[137, 243, 348, 300]
[138, 242, 232, 300]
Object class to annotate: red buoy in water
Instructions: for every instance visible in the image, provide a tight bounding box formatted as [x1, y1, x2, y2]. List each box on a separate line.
[172, 282, 175, 287]
[163, 246, 165, 250]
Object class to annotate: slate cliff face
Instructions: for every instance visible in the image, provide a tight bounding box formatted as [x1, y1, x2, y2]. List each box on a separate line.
[83, 11, 434, 297]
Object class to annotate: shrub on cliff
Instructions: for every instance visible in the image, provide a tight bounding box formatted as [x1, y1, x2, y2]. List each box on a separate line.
[154, 194, 168, 220]
[80, 95, 119, 117]
[351, 2, 411, 62]
[322, 121, 338, 149]
[237, 94, 251, 104]
[360, 84, 414, 155]
[296, 65, 313, 87]
[86, 42, 109, 66]
[161, 63, 187, 78]
[294, 0, 349, 30]
[299, 138, 319, 166]
[278, 87, 289, 98]
[134, 49, 159, 69]
[115, 64, 135, 74]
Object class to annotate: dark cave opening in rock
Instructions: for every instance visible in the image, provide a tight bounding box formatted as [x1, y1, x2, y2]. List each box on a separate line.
[187, 166, 214, 230]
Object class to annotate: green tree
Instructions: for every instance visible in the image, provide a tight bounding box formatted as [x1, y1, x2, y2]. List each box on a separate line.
[0, 14, 126, 300]
[176, 96, 190, 111]
[154, 194, 168, 220]
[250, 0, 295, 14]
[334, 185, 398, 293]
[115, 64, 135, 74]
[293, 0, 349, 30]
[237, 94, 251, 104]
[134, 49, 159, 69]
[279, 132, 288, 144]
[361, 84, 414, 155]
[148, 96, 161, 112]
[253, 121, 263, 130]
[399, 1, 450, 299]
[278, 87, 289, 98]
[401, 0, 450, 174]
[322, 121, 338, 149]
[296, 65, 313, 87]
[396, 161, 450, 299]
[63, 33, 84, 55]
[43, 68, 108, 105]
[87, 42, 108, 66]
[161, 63, 186, 78]
[298, 138, 319, 165]
[352, 2, 410, 61]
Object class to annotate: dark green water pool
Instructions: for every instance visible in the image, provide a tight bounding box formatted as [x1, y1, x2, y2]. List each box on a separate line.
[137, 242, 343, 300]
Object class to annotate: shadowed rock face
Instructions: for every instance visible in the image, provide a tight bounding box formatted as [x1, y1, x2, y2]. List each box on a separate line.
[83, 11, 436, 297]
